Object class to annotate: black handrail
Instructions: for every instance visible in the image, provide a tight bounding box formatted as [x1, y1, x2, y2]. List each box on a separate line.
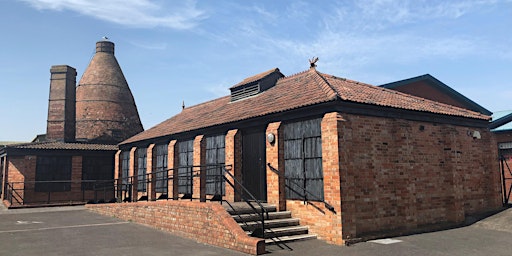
[4, 179, 117, 206]
[221, 165, 268, 238]
[267, 163, 336, 214]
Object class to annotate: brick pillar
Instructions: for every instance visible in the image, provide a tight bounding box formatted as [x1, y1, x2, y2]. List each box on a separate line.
[129, 147, 138, 202]
[168, 140, 179, 200]
[193, 135, 206, 202]
[266, 122, 285, 211]
[71, 156, 82, 198]
[147, 144, 156, 201]
[320, 112, 344, 244]
[23, 156, 37, 203]
[114, 150, 122, 199]
[338, 114, 357, 241]
[225, 129, 242, 202]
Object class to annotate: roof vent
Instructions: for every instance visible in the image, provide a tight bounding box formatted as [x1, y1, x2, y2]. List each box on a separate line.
[230, 68, 284, 102]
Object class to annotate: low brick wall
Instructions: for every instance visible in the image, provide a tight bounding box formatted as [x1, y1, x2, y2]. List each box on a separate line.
[86, 201, 264, 255]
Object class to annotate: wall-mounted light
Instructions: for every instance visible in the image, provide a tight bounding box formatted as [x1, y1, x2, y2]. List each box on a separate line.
[267, 133, 276, 144]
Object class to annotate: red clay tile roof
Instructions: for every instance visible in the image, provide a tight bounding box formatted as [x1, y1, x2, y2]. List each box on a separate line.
[122, 68, 490, 145]
[230, 68, 281, 89]
[4, 141, 118, 151]
[321, 73, 490, 120]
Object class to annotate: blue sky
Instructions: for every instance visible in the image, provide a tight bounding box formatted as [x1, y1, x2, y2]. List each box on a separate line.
[1, 0, 511, 141]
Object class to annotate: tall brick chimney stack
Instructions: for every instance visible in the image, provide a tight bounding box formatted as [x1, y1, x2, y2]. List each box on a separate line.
[46, 65, 77, 142]
[76, 39, 143, 144]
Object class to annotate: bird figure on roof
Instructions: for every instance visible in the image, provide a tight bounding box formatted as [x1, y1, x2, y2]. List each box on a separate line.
[309, 57, 319, 68]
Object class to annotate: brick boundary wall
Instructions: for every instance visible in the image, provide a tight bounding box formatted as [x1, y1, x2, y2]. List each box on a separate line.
[86, 201, 265, 255]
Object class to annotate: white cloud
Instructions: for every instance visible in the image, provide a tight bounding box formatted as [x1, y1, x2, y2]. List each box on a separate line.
[129, 41, 167, 50]
[20, 0, 206, 29]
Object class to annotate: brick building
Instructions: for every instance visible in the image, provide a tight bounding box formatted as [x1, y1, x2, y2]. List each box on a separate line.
[381, 74, 512, 205]
[111, 64, 502, 246]
[0, 39, 143, 207]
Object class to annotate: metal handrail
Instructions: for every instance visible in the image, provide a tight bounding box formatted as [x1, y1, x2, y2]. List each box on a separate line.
[267, 163, 336, 214]
[4, 180, 117, 206]
[221, 165, 268, 238]
[114, 164, 270, 238]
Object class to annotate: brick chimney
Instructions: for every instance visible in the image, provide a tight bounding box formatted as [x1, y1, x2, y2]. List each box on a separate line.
[46, 65, 77, 142]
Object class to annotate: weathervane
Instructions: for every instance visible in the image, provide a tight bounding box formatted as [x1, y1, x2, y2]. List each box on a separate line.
[309, 57, 319, 69]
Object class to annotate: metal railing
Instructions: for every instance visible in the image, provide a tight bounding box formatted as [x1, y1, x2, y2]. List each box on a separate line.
[267, 163, 336, 214]
[4, 180, 117, 206]
[221, 165, 268, 238]
[116, 164, 269, 239]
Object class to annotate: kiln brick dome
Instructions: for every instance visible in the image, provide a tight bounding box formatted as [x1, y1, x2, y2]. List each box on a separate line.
[76, 39, 143, 144]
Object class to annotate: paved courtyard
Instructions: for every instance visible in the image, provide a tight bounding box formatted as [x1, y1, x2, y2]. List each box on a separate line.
[0, 204, 510, 255]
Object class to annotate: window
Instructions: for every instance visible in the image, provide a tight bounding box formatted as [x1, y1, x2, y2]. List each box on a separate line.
[205, 135, 225, 195]
[153, 144, 168, 193]
[137, 148, 147, 192]
[82, 156, 114, 190]
[35, 156, 72, 192]
[178, 140, 194, 195]
[121, 151, 130, 191]
[284, 118, 324, 201]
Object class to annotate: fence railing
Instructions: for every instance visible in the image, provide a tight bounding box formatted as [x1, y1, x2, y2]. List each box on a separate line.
[4, 180, 117, 206]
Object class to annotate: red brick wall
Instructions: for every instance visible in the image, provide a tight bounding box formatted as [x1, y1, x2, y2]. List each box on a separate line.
[281, 112, 501, 244]
[86, 201, 264, 255]
[225, 129, 242, 201]
[266, 122, 286, 211]
[338, 113, 502, 239]
[3, 155, 35, 204]
[4, 155, 109, 207]
[285, 112, 345, 245]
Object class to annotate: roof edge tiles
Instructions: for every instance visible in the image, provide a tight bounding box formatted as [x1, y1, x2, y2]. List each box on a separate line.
[326, 74, 490, 120]
[121, 68, 490, 145]
[2, 141, 118, 151]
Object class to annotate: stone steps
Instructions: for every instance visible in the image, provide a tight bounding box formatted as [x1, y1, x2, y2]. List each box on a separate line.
[224, 202, 317, 244]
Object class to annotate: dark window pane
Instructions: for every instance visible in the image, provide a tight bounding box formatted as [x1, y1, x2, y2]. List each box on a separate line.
[205, 134, 225, 195]
[284, 118, 324, 201]
[178, 140, 193, 194]
[35, 156, 72, 192]
[154, 144, 168, 193]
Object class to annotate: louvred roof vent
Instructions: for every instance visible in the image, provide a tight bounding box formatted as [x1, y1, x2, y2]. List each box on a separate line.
[230, 68, 284, 101]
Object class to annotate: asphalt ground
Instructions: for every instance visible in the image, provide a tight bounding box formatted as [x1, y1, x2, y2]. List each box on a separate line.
[1, 204, 511, 256]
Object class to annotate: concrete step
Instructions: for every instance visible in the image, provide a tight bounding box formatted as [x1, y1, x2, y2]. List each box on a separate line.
[246, 225, 309, 238]
[232, 211, 292, 222]
[240, 218, 300, 231]
[223, 202, 276, 215]
[265, 233, 318, 244]
[264, 225, 309, 238]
